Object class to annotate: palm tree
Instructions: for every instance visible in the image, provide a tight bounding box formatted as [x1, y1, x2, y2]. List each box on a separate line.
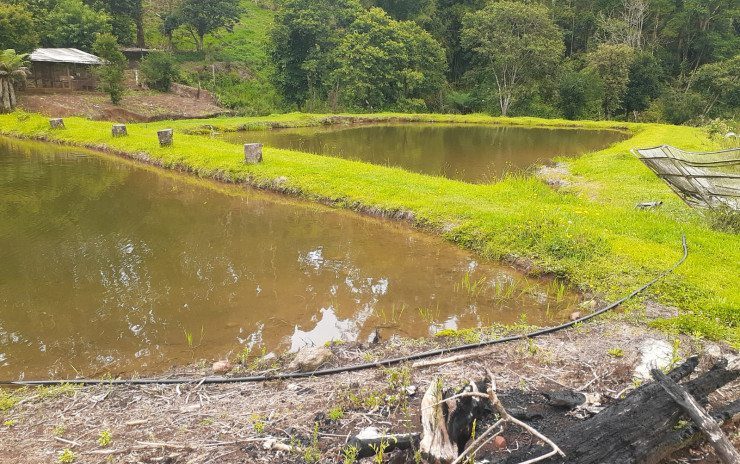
[0, 49, 30, 112]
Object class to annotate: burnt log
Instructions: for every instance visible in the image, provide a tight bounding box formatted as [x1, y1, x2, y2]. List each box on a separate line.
[494, 356, 740, 464]
[420, 379, 492, 464]
[345, 427, 420, 459]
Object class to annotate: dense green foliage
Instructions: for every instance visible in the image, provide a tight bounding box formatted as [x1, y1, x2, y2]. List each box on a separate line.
[139, 51, 179, 92]
[0, 49, 28, 111]
[2, 0, 738, 120]
[93, 33, 126, 104]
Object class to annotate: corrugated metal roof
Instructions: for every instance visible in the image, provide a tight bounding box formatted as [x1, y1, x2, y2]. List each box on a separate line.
[29, 48, 102, 65]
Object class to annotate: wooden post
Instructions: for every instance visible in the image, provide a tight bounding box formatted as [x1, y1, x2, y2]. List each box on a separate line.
[112, 124, 127, 137]
[49, 118, 65, 129]
[157, 129, 173, 147]
[244, 143, 263, 164]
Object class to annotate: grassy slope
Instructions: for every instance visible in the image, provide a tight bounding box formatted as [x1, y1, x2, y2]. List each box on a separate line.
[1, 112, 738, 345]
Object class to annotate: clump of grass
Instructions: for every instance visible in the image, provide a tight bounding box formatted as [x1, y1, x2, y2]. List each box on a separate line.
[707, 206, 740, 234]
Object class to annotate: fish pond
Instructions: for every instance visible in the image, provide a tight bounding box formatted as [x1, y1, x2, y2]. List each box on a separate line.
[0, 137, 579, 380]
[222, 123, 628, 183]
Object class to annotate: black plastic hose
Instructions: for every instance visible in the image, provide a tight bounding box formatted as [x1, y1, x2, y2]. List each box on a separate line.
[1, 235, 688, 387]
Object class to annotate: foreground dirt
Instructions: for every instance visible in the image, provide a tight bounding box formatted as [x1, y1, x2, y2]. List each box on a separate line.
[1, 309, 738, 464]
[17, 84, 227, 123]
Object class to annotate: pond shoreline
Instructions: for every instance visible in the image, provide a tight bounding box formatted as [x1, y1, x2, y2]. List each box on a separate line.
[1, 111, 738, 350]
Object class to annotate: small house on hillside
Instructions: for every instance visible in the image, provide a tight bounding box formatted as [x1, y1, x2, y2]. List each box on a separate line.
[26, 48, 102, 91]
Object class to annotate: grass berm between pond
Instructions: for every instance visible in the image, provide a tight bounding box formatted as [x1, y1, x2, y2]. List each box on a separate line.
[1, 111, 738, 347]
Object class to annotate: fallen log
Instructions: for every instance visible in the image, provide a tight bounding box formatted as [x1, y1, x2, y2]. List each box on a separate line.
[652, 368, 740, 464]
[494, 356, 740, 463]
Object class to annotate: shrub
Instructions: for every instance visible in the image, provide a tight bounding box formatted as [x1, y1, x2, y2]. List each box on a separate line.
[140, 52, 179, 92]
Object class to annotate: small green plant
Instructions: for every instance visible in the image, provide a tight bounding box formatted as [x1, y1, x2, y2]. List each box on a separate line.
[4, 420, 15, 427]
[183, 325, 204, 348]
[58, 449, 77, 463]
[342, 444, 359, 464]
[199, 419, 214, 426]
[254, 420, 265, 433]
[466, 418, 477, 464]
[53, 425, 67, 436]
[328, 406, 344, 421]
[454, 270, 487, 300]
[667, 339, 682, 371]
[632, 377, 643, 388]
[673, 419, 689, 430]
[608, 347, 624, 357]
[302, 422, 321, 462]
[98, 429, 112, 447]
[235, 345, 251, 364]
[369, 436, 390, 464]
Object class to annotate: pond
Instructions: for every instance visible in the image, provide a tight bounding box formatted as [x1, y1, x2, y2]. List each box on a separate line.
[0, 137, 578, 380]
[222, 123, 628, 183]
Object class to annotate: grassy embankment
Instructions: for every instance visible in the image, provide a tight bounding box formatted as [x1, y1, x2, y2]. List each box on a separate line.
[1, 111, 738, 346]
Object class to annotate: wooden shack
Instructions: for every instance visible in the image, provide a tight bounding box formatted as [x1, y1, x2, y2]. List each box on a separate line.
[26, 48, 102, 91]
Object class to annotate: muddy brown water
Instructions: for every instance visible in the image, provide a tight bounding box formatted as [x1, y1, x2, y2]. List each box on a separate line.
[0, 137, 578, 380]
[222, 123, 628, 183]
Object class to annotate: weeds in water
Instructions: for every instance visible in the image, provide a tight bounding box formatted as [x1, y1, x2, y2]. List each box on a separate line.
[418, 303, 440, 323]
[184, 325, 205, 348]
[454, 270, 486, 300]
[375, 304, 406, 325]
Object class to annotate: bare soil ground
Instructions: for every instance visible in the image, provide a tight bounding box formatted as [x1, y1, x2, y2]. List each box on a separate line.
[1, 309, 738, 464]
[17, 84, 228, 123]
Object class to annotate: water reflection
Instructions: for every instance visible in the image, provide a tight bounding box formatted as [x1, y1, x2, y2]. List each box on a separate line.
[222, 123, 628, 183]
[0, 137, 578, 380]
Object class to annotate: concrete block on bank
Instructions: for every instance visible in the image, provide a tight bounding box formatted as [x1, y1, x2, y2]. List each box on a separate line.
[112, 124, 128, 137]
[49, 118, 65, 129]
[157, 129, 173, 147]
[244, 143, 263, 164]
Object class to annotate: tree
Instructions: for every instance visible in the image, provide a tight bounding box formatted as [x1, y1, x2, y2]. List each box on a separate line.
[558, 70, 603, 120]
[621, 52, 662, 120]
[179, 0, 243, 53]
[0, 49, 29, 112]
[461, 1, 564, 116]
[0, 3, 39, 53]
[84, 0, 145, 46]
[139, 51, 179, 92]
[331, 8, 446, 111]
[93, 33, 126, 105]
[692, 54, 740, 116]
[269, 0, 362, 110]
[41, 0, 111, 52]
[587, 44, 636, 119]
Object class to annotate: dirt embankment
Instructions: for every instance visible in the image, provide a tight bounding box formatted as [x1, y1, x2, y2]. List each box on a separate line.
[0, 309, 738, 464]
[17, 83, 229, 123]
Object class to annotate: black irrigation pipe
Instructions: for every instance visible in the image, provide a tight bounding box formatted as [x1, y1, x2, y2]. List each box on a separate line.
[1, 235, 688, 388]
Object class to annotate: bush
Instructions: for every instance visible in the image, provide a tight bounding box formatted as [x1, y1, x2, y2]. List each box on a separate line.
[140, 52, 179, 92]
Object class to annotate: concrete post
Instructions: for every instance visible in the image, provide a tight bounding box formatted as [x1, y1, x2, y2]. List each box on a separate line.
[157, 129, 173, 147]
[49, 118, 65, 129]
[112, 124, 128, 137]
[244, 143, 263, 164]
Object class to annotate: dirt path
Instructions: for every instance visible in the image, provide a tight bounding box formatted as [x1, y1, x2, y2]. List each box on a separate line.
[17, 84, 228, 123]
[1, 311, 737, 463]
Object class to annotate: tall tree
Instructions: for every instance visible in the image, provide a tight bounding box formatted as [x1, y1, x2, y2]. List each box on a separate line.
[40, 0, 111, 52]
[85, 0, 145, 47]
[269, 0, 362, 110]
[461, 1, 564, 116]
[331, 8, 446, 111]
[179, 0, 243, 53]
[0, 3, 39, 53]
[587, 43, 636, 119]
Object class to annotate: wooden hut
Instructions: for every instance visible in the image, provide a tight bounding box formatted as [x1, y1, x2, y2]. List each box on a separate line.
[26, 48, 102, 91]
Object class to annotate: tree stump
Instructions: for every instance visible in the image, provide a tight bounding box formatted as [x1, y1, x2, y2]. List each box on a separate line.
[49, 118, 65, 129]
[244, 143, 263, 164]
[112, 124, 128, 137]
[157, 129, 173, 147]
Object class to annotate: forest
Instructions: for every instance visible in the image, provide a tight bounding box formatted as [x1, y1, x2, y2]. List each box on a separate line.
[0, 0, 738, 123]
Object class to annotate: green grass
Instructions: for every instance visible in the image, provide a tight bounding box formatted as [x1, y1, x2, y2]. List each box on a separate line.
[1, 111, 738, 346]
